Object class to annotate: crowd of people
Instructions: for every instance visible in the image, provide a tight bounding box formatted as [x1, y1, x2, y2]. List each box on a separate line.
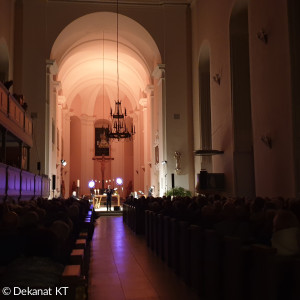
[123, 194, 300, 299]
[124, 194, 300, 255]
[0, 196, 93, 287]
[1, 192, 299, 297]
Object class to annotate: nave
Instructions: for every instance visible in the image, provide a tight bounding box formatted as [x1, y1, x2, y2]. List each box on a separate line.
[88, 216, 199, 300]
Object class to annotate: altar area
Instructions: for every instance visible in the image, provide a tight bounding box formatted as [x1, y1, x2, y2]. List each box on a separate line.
[93, 194, 120, 209]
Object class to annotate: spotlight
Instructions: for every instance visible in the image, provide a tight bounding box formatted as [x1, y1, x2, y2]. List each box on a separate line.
[61, 159, 67, 167]
[116, 177, 123, 185]
[88, 180, 95, 188]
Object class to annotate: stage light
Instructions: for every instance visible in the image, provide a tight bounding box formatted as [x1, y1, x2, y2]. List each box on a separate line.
[116, 177, 123, 185]
[61, 159, 67, 167]
[88, 180, 95, 188]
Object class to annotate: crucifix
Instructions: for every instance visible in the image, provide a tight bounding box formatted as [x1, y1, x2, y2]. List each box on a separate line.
[92, 154, 114, 190]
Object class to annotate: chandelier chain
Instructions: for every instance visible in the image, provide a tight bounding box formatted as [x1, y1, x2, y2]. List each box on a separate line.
[108, 0, 135, 141]
[117, 0, 119, 100]
[102, 31, 105, 120]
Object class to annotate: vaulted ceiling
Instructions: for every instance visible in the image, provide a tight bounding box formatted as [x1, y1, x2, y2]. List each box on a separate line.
[51, 12, 161, 115]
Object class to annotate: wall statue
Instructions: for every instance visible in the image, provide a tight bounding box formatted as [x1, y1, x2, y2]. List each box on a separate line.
[174, 151, 182, 175]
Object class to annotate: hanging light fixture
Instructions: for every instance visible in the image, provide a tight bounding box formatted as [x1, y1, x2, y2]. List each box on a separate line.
[108, 0, 135, 141]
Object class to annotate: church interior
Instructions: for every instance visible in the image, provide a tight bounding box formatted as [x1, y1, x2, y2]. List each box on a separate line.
[0, 0, 300, 299]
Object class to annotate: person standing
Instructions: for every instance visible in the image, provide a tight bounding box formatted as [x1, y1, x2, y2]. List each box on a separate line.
[148, 186, 153, 197]
[106, 185, 113, 211]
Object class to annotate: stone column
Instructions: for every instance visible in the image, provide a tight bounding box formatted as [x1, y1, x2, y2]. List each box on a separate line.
[45, 60, 53, 176]
[146, 85, 154, 193]
[152, 64, 167, 196]
[80, 114, 95, 195]
[139, 89, 152, 194]
[45, 60, 59, 177]
[57, 95, 65, 196]
[132, 111, 140, 193]
[62, 109, 71, 197]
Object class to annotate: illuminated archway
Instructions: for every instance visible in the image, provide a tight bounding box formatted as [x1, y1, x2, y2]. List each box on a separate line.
[49, 12, 161, 196]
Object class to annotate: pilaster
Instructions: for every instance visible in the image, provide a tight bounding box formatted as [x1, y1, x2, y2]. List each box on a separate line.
[152, 64, 167, 195]
[80, 114, 95, 195]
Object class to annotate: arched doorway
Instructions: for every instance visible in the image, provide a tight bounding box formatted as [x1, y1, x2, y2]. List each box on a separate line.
[49, 12, 161, 197]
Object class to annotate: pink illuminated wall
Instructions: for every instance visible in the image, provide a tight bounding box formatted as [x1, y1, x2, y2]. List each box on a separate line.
[4, 1, 196, 198]
[70, 116, 81, 195]
[50, 12, 159, 197]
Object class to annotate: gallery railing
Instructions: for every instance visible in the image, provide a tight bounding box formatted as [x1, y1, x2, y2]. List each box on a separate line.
[0, 162, 50, 201]
[0, 82, 33, 146]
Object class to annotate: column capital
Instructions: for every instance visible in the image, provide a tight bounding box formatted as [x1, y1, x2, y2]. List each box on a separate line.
[139, 85, 155, 108]
[139, 89, 148, 108]
[58, 95, 66, 107]
[152, 64, 165, 80]
[145, 84, 154, 97]
[80, 114, 96, 126]
[53, 80, 62, 94]
[46, 59, 58, 75]
[139, 97, 148, 108]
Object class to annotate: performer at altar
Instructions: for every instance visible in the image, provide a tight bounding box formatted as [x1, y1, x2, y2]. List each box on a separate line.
[106, 185, 113, 211]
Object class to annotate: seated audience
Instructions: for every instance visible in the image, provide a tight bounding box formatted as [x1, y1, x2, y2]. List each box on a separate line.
[271, 210, 300, 256]
[1, 227, 64, 287]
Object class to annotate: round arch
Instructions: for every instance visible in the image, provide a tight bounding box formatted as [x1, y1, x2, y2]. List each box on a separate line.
[50, 12, 161, 112]
[49, 11, 161, 197]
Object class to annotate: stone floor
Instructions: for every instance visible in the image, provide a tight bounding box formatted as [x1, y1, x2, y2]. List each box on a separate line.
[88, 216, 199, 300]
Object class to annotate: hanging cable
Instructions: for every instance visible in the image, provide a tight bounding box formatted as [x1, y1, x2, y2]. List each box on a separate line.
[117, 0, 119, 100]
[108, 0, 135, 141]
[102, 31, 105, 122]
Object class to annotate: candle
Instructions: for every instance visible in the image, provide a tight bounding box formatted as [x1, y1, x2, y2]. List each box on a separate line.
[77, 179, 80, 187]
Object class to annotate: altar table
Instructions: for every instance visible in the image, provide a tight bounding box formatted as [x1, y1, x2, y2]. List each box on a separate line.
[93, 194, 120, 209]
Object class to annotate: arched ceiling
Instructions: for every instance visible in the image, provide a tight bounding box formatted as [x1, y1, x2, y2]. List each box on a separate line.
[51, 12, 161, 114]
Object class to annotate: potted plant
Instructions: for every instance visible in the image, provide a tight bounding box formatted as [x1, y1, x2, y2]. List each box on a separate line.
[165, 186, 192, 197]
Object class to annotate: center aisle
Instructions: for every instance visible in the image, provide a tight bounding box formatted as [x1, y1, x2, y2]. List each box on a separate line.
[88, 216, 199, 300]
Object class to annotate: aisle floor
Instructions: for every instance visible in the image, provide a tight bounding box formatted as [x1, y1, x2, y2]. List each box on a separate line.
[88, 216, 199, 300]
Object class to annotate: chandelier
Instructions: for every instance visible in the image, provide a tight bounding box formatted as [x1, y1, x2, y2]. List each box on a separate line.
[108, 0, 135, 141]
